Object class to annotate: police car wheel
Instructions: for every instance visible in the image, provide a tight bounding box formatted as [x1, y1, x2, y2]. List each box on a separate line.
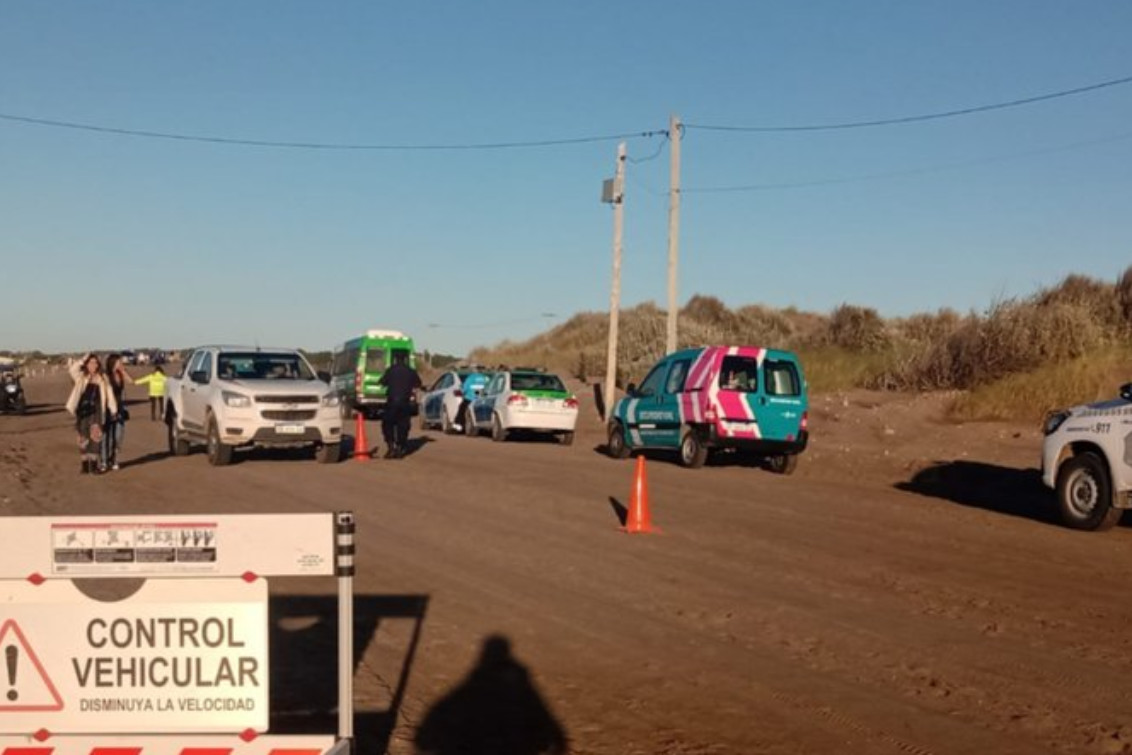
[465, 412, 478, 437]
[441, 407, 453, 434]
[491, 413, 508, 442]
[1056, 452, 1120, 531]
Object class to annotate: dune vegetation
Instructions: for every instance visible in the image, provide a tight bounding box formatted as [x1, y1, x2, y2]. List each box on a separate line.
[470, 266, 1132, 423]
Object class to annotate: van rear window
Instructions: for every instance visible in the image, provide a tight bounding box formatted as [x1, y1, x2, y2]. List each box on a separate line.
[764, 360, 801, 396]
[365, 350, 386, 373]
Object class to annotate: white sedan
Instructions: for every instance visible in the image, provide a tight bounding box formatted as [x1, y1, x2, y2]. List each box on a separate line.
[465, 369, 578, 445]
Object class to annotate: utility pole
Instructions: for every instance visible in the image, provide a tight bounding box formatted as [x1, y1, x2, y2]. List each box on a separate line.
[601, 142, 626, 421]
[666, 114, 682, 354]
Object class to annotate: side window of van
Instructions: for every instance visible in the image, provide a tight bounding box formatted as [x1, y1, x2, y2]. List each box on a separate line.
[637, 364, 667, 398]
[764, 360, 801, 396]
[665, 360, 691, 394]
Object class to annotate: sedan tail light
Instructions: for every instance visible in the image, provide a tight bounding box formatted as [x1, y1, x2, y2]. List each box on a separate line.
[564, 397, 579, 409]
[507, 394, 528, 406]
[454, 389, 463, 398]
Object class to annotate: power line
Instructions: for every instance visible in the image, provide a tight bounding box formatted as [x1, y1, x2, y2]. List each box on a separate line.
[0, 111, 666, 151]
[682, 128, 1132, 193]
[685, 73, 1132, 133]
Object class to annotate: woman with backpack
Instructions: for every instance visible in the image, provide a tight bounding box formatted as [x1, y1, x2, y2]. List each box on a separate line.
[65, 353, 118, 475]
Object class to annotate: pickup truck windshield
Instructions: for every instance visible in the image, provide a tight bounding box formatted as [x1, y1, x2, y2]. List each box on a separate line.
[217, 352, 315, 381]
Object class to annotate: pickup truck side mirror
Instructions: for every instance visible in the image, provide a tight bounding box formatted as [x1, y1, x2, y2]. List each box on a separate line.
[190, 370, 209, 385]
[1121, 382, 1132, 402]
[625, 382, 638, 397]
[317, 370, 331, 384]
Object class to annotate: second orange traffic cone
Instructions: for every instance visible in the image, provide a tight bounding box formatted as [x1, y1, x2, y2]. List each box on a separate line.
[622, 455, 657, 534]
[354, 412, 370, 461]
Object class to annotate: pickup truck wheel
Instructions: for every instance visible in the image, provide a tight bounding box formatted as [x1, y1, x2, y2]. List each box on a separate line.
[491, 413, 508, 442]
[206, 417, 234, 467]
[607, 422, 631, 459]
[167, 415, 191, 457]
[1056, 452, 1120, 530]
[679, 428, 708, 469]
[316, 443, 341, 464]
[767, 453, 798, 475]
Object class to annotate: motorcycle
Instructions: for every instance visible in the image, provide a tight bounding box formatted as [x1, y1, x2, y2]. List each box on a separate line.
[0, 365, 27, 415]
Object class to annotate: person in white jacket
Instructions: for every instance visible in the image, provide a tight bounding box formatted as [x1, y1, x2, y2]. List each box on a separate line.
[66, 354, 118, 475]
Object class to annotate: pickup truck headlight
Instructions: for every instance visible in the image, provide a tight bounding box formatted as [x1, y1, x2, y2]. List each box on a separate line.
[1043, 410, 1070, 436]
[222, 390, 252, 408]
[321, 392, 340, 408]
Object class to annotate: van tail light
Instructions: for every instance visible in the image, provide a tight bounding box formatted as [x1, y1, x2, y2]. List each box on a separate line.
[355, 373, 362, 394]
[507, 394, 528, 406]
[564, 397, 579, 409]
[801, 411, 809, 431]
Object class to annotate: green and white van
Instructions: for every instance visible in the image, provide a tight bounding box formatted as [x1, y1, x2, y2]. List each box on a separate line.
[330, 329, 416, 419]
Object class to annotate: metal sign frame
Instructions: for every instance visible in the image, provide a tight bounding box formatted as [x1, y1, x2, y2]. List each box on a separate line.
[0, 512, 355, 755]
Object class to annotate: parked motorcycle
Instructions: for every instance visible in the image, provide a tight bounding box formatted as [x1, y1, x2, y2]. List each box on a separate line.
[0, 364, 27, 414]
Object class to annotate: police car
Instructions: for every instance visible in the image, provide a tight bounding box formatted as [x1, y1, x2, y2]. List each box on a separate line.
[1042, 382, 1132, 530]
[419, 369, 492, 434]
[465, 369, 578, 445]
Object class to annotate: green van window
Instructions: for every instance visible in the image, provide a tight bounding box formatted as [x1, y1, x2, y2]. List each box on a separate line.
[365, 349, 386, 373]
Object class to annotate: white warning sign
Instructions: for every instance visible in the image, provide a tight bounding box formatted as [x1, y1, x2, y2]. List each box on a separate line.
[0, 577, 267, 734]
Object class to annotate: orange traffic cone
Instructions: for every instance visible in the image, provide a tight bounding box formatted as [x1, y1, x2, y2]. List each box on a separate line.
[354, 412, 370, 461]
[622, 455, 657, 534]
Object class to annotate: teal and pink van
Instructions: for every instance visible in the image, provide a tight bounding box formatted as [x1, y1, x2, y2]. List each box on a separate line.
[606, 346, 808, 472]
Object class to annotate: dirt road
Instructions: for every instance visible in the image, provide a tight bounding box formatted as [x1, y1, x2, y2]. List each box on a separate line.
[3, 373, 1132, 755]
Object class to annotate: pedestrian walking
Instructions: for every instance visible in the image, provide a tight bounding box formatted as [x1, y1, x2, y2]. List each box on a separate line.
[379, 350, 422, 459]
[65, 353, 118, 475]
[134, 365, 167, 421]
[101, 353, 133, 471]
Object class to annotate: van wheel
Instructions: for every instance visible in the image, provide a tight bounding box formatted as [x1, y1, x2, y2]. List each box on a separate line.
[1056, 452, 1120, 530]
[167, 413, 191, 456]
[607, 422, 631, 459]
[679, 429, 708, 469]
[491, 413, 508, 442]
[767, 454, 798, 475]
[206, 417, 234, 467]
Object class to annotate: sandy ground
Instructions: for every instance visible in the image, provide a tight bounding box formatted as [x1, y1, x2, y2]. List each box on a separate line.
[4, 370, 1132, 755]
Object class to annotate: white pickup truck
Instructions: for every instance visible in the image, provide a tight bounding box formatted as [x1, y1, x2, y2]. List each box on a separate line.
[1042, 382, 1132, 530]
[165, 346, 343, 465]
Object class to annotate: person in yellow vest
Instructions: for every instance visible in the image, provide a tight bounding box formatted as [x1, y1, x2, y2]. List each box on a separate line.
[134, 365, 167, 421]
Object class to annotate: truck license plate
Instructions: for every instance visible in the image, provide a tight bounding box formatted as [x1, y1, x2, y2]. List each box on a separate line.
[276, 423, 305, 435]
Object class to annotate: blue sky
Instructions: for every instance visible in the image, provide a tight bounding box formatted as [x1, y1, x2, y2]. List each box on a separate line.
[2, 2, 1130, 356]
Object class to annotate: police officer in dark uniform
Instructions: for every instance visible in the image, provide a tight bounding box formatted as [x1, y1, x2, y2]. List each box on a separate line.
[379, 349, 423, 459]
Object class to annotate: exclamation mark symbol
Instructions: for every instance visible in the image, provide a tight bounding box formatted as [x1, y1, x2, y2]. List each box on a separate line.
[5, 644, 17, 702]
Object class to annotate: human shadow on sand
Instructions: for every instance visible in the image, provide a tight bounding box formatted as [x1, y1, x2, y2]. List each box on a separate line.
[270, 593, 429, 755]
[895, 460, 1057, 525]
[414, 634, 567, 755]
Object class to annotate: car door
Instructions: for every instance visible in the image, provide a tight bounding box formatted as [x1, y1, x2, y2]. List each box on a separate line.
[424, 374, 450, 422]
[181, 350, 213, 432]
[657, 358, 693, 447]
[625, 361, 672, 448]
[474, 373, 504, 425]
[756, 357, 806, 441]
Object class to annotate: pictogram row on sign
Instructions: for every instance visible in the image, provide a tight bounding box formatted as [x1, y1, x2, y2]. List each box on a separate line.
[2, 748, 322, 755]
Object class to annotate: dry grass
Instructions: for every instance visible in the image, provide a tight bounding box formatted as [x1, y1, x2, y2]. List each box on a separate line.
[468, 266, 1132, 421]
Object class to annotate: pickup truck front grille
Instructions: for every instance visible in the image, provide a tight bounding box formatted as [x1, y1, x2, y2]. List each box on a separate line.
[261, 410, 318, 421]
[256, 395, 320, 404]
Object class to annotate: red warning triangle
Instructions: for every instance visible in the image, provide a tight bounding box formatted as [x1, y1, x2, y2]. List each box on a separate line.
[0, 619, 64, 712]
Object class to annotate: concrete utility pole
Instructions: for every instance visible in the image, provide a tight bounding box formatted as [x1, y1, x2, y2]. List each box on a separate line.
[666, 114, 682, 354]
[602, 142, 626, 421]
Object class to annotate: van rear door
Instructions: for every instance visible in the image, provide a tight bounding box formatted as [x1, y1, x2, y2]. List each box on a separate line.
[757, 357, 806, 441]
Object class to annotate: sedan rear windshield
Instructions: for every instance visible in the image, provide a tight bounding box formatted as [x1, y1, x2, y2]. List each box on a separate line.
[218, 353, 314, 381]
[511, 373, 566, 392]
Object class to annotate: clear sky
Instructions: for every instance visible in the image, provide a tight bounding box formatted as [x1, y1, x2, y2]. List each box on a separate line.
[3, 2, 1130, 356]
